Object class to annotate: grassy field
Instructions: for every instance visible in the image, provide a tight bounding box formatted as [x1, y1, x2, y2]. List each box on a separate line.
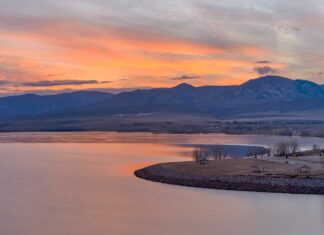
[160, 157, 324, 178]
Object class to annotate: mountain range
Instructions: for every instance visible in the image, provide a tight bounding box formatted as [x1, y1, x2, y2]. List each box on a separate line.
[1, 75, 324, 120]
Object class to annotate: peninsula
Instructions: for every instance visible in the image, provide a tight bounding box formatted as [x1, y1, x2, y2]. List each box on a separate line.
[135, 156, 324, 195]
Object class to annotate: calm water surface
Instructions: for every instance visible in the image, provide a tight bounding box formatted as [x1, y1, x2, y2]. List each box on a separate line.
[0, 132, 323, 235]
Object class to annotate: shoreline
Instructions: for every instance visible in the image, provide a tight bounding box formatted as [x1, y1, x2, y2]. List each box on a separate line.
[0, 129, 322, 139]
[134, 164, 324, 195]
[0, 117, 324, 138]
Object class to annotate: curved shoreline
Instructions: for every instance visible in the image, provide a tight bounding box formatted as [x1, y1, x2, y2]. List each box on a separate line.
[134, 164, 324, 195]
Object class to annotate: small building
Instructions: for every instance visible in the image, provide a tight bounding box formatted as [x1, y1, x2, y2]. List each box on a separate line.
[299, 165, 311, 174]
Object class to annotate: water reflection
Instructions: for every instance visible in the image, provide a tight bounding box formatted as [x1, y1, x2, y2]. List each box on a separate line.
[0, 134, 322, 235]
[0, 132, 323, 148]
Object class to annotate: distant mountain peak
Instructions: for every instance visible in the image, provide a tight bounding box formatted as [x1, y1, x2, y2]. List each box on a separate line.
[173, 83, 195, 89]
[243, 75, 292, 85]
[258, 75, 291, 80]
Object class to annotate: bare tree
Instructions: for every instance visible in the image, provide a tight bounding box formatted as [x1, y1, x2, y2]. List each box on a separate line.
[192, 146, 210, 164]
[274, 141, 300, 157]
[211, 146, 228, 160]
[274, 142, 289, 156]
[288, 140, 299, 154]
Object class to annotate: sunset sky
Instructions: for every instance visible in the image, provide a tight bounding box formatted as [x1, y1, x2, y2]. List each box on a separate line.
[0, 0, 324, 95]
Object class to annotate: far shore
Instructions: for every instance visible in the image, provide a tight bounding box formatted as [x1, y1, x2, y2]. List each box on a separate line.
[0, 114, 324, 138]
[135, 158, 324, 195]
[0, 129, 323, 139]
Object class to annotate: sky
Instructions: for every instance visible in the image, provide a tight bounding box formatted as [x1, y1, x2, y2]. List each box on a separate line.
[0, 0, 324, 95]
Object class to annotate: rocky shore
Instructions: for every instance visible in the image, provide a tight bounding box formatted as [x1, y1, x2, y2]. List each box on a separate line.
[135, 164, 324, 195]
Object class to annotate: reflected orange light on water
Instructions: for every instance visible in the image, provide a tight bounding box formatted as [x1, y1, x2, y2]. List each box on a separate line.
[0, 134, 323, 235]
[118, 162, 153, 177]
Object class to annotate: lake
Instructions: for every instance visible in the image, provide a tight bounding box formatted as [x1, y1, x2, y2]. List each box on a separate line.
[0, 132, 323, 235]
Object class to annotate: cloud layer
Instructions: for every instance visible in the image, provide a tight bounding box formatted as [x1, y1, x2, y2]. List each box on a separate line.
[0, 79, 107, 87]
[253, 66, 277, 75]
[169, 75, 200, 81]
[0, 0, 323, 95]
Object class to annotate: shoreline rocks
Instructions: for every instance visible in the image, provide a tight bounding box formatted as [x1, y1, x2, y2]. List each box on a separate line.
[134, 164, 324, 195]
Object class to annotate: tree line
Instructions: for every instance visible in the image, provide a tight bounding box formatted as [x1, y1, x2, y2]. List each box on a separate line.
[193, 141, 323, 164]
[192, 146, 228, 163]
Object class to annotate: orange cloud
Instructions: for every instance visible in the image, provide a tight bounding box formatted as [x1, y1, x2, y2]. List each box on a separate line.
[0, 18, 277, 90]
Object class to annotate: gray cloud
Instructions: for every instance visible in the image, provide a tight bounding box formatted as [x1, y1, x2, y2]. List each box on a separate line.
[0, 62, 108, 87]
[20, 79, 100, 87]
[256, 60, 272, 64]
[0, 79, 110, 87]
[0, 80, 11, 86]
[253, 66, 277, 75]
[0, 61, 111, 87]
[169, 75, 200, 81]
[2, 0, 319, 53]
[100, 81, 112, 84]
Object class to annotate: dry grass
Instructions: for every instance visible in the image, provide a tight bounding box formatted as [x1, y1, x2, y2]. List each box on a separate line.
[160, 158, 324, 178]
